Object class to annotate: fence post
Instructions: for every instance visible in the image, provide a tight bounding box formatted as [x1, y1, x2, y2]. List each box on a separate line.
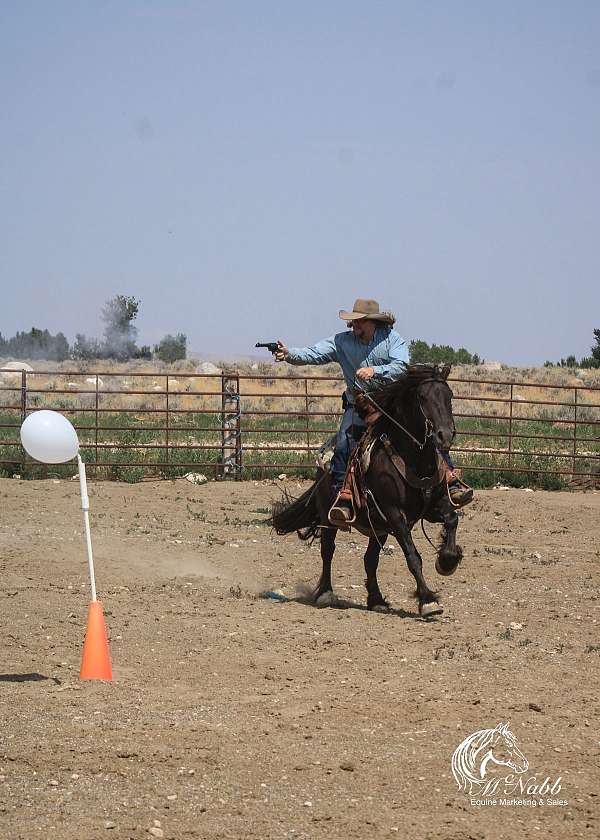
[166, 374, 170, 474]
[20, 369, 27, 475]
[304, 378, 310, 459]
[220, 373, 242, 479]
[572, 387, 578, 478]
[95, 374, 99, 477]
[508, 383, 514, 470]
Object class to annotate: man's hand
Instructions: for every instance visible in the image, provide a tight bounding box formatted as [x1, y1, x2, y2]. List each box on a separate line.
[356, 366, 375, 380]
[274, 340, 288, 362]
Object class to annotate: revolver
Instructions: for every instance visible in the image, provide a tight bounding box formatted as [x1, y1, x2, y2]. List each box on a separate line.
[255, 342, 280, 353]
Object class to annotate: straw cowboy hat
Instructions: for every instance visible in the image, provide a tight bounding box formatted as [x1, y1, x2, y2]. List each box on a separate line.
[339, 298, 396, 325]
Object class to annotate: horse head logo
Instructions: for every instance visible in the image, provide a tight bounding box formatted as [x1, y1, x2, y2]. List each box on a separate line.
[452, 722, 529, 793]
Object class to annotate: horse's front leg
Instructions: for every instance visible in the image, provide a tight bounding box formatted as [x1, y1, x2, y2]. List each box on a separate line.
[364, 535, 390, 611]
[436, 506, 463, 576]
[388, 512, 442, 618]
[426, 497, 464, 577]
[314, 526, 337, 605]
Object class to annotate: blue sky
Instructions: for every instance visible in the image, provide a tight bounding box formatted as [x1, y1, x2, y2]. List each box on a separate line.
[1, 1, 599, 364]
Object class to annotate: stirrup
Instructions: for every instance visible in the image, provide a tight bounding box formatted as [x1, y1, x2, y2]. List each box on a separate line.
[328, 491, 356, 529]
[448, 477, 474, 508]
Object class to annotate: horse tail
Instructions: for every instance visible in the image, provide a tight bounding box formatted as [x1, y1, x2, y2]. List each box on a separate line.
[271, 477, 323, 542]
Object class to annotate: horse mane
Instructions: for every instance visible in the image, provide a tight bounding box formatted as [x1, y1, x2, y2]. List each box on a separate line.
[370, 363, 451, 413]
[451, 722, 516, 793]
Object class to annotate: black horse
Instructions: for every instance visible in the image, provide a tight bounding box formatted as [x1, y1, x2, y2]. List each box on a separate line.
[272, 364, 463, 618]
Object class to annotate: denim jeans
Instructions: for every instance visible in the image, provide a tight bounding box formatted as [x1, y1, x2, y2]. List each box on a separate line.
[331, 404, 366, 491]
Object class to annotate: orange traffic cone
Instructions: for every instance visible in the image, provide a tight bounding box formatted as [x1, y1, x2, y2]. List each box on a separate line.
[80, 600, 113, 681]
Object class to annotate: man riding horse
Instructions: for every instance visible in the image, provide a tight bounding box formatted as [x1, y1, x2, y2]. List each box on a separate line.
[273, 298, 473, 523]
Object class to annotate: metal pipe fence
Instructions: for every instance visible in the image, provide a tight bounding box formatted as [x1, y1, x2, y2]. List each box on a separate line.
[0, 367, 599, 486]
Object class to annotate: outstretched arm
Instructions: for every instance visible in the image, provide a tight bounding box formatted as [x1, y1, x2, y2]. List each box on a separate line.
[280, 336, 338, 366]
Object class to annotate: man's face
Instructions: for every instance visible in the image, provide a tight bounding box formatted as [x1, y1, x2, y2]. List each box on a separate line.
[350, 318, 377, 343]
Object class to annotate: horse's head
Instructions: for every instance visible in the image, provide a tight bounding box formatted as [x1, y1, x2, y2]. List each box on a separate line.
[365, 363, 456, 450]
[414, 363, 456, 452]
[452, 722, 529, 793]
[487, 722, 529, 776]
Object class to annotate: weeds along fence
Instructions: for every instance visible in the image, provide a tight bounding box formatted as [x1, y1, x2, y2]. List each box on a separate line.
[0, 367, 599, 489]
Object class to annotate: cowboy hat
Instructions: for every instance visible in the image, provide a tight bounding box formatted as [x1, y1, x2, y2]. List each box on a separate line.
[339, 298, 395, 325]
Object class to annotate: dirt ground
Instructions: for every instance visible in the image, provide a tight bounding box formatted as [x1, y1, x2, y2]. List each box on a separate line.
[0, 476, 599, 840]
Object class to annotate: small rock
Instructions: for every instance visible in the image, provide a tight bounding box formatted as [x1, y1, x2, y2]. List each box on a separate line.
[528, 703, 543, 713]
[303, 801, 313, 807]
[148, 829, 164, 839]
[197, 361, 221, 375]
[278, 473, 287, 480]
[184, 472, 208, 485]
[509, 622, 524, 631]
[48, 779, 59, 786]
[166, 794, 177, 801]
[339, 762, 354, 772]
[104, 821, 116, 830]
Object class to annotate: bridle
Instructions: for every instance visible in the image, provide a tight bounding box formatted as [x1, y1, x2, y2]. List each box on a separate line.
[355, 377, 452, 451]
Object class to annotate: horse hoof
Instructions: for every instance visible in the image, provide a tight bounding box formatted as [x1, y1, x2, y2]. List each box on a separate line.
[421, 601, 443, 618]
[315, 591, 337, 607]
[436, 555, 461, 576]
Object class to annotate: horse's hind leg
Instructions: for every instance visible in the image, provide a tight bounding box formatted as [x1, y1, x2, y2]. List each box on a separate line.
[364, 535, 390, 611]
[390, 516, 442, 618]
[314, 527, 337, 605]
[436, 507, 463, 577]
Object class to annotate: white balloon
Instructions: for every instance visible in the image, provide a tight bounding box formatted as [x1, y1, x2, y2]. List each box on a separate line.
[20, 410, 79, 464]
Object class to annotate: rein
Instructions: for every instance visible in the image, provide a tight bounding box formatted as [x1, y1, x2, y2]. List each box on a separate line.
[354, 380, 437, 450]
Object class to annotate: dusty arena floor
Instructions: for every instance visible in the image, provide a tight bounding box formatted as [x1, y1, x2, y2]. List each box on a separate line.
[0, 476, 599, 839]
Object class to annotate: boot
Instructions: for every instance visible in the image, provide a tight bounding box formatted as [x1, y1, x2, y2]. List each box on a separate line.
[448, 476, 474, 507]
[328, 488, 354, 528]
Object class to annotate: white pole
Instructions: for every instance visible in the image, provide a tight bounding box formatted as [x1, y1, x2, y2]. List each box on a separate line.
[78, 454, 97, 602]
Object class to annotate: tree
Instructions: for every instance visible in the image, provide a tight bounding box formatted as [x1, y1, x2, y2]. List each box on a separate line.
[408, 339, 481, 366]
[0, 327, 69, 361]
[135, 345, 153, 360]
[154, 333, 187, 363]
[408, 340, 431, 364]
[552, 329, 600, 369]
[591, 328, 600, 367]
[101, 295, 140, 360]
[72, 333, 103, 360]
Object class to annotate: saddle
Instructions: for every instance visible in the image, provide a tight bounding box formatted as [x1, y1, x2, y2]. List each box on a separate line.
[328, 427, 452, 529]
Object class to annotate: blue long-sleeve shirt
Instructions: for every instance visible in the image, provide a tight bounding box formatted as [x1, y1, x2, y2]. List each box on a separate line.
[286, 326, 408, 404]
